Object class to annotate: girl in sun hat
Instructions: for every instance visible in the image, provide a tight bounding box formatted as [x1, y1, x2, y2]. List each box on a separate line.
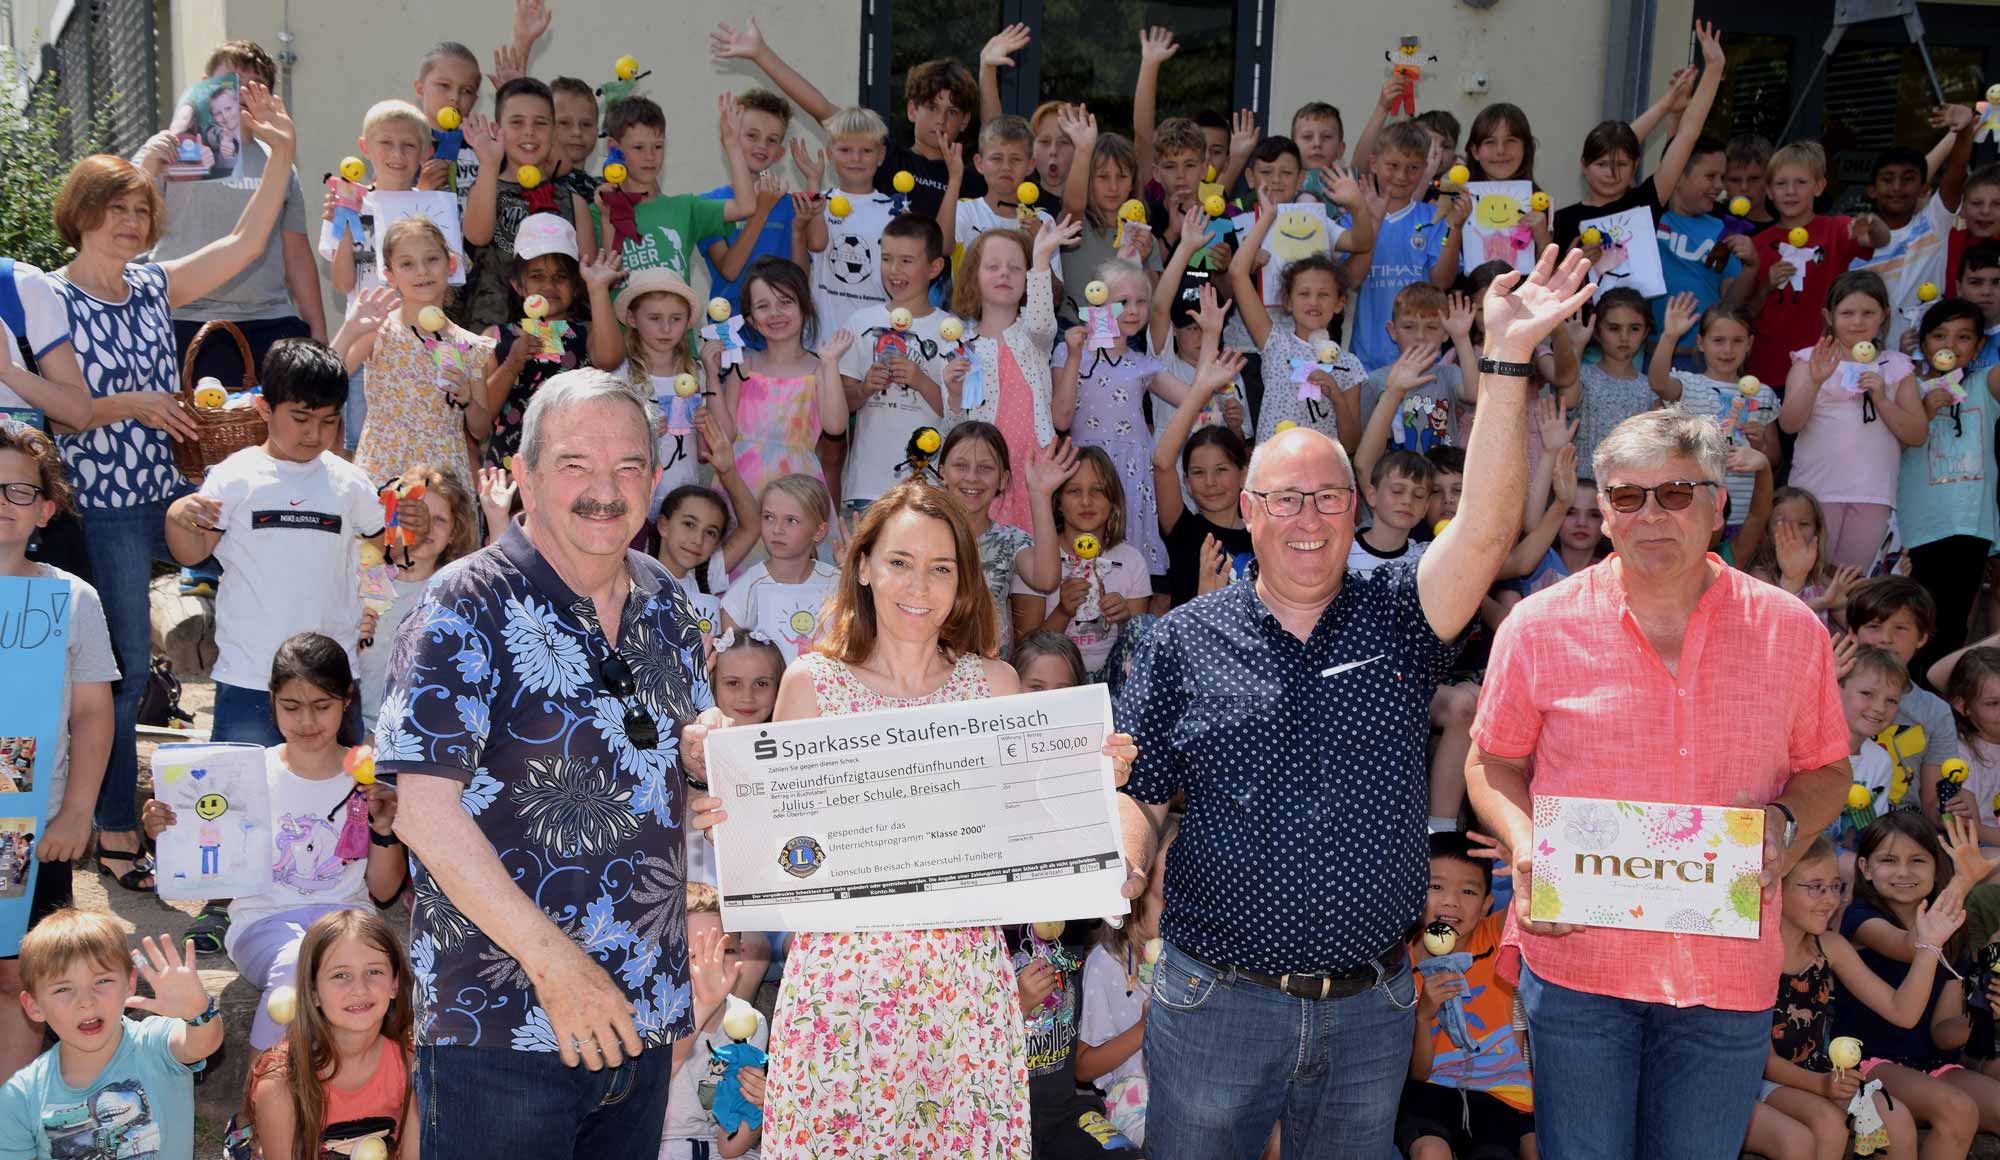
[614, 266, 716, 505]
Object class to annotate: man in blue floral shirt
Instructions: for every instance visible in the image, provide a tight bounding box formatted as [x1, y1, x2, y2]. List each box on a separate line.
[379, 370, 716, 1159]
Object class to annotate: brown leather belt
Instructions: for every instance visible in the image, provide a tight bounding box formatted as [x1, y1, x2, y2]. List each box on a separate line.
[1184, 944, 1407, 1001]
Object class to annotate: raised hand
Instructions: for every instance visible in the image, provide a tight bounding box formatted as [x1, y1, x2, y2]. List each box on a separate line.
[1194, 283, 1229, 336]
[1482, 246, 1597, 363]
[1444, 292, 1476, 340]
[1694, 19, 1725, 69]
[717, 91, 744, 147]
[688, 923, 744, 1010]
[1196, 534, 1229, 595]
[1829, 631, 1860, 680]
[1195, 350, 1247, 395]
[694, 407, 736, 475]
[488, 43, 527, 90]
[1174, 205, 1211, 259]
[1551, 445, 1579, 505]
[1663, 291, 1700, 339]
[477, 464, 516, 527]
[789, 138, 826, 191]
[753, 169, 785, 211]
[1058, 103, 1098, 150]
[1035, 215, 1083, 266]
[820, 328, 855, 361]
[1724, 444, 1769, 476]
[1025, 436, 1081, 496]
[1385, 343, 1440, 397]
[1228, 109, 1260, 162]
[982, 23, 1032, 71]
[1825, 564, 1863, 609]
[709, 15, 766, 61]
[1935, 103, 1978, 134]
[1324, 163, 1364, 209]
[1943, 814, 2000, 887]
[1139, 26, 1179, 66]
[466, 112, 506, 168]
[1536, 393, 1577, 450]
[351, 285, 401, 334]
[580, 247, 623, 293]
[512, 0, 553, 47]
[125, 936, 210, 1020]
[237, 82, 294, 155]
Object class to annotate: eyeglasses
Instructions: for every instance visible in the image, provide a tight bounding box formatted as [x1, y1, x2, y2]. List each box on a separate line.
[1602, 480, 1719, 514]
[1246, 487, 1356, 518]
[0, 482, 44, 507]
[1790, 881, 1842, 899]
[598, 653, 658, 751]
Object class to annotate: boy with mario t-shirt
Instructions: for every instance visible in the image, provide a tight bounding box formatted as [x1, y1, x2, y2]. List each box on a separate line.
[1746, 141, 1889, 388]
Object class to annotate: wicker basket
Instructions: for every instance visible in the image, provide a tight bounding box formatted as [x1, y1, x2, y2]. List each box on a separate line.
[169, 320, 266, 484]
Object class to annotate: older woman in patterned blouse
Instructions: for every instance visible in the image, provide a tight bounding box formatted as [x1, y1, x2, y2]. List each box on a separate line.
[43, 81, 297, 890]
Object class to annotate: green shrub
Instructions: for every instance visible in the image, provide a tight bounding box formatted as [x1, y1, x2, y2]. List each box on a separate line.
[0, 62, 116, 270]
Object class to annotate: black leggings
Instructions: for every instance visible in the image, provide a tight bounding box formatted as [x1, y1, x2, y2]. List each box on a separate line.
[1909, 534, 1991, 688]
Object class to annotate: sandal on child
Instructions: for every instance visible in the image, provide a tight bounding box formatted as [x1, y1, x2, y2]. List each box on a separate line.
[94, 846, 156, 893]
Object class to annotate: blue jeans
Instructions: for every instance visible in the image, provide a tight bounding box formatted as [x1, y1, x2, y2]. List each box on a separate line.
[1518, 959, 1770, 1160]
[344, 365, 366, 452]
[416, 1044, 672, 1160]
[209, 683, 283, 747]
[80, 500, 179, 833]
[1143, 939, 1416, 1160]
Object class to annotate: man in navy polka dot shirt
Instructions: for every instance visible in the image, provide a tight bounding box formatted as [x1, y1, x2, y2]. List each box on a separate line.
[1115, 248, 1598, 1159]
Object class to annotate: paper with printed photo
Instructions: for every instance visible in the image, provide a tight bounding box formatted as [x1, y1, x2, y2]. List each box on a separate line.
[164, 74, 245, 182]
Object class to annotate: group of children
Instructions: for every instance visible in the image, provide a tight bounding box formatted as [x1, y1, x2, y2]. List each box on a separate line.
[9, 5, 2000, 1157]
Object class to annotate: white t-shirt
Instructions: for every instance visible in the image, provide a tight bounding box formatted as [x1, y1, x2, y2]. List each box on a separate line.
[200, 446, 383, 689]
[223, 747, 371, 957]
[1010, 541, 1151, 673]
[721, 560, 838, 663]
[0, 260, 72, 415]
[614, 362, 708, 509]
[24, 564, 118, 809]
[1858, 191, 1957, 349]
[1346, 535, 1428, 578]
[811, 188, 897, 339]
[1079, 944, 1148, 1091]
[836, 305, 950, 504]
[667, 553, 730, 645]
[660, 1008, 770, 1154]
[1853, 738, 1894, 805]
[953, 198, 1064, 284]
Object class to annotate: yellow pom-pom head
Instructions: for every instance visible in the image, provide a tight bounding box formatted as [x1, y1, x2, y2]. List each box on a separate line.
[1422, 921, 1457, 956]
[1829, 1036, 1863, 1071]
[707, 297, 732, 322]
[192, 379, 227, 410]
[1033, 920, 1066, 940]
[338, 156, 366, 183]
[417, 306, 448, 333]
[1203, 194, 1226, 218]
[1072, 534, 1101, 560]
[1934, 349, 1959, 373]
[266, 985, 298, 1025]
[721, 1003, 758, 1041]
[1851, 340, 1877, 363]
[1445, 163, 1469, 187]
[1274, 420, 1298, 433]
[1945, 758, 1971, 785]
[915, 427, 941, 454]
[1084, 280, 1110, 306]
[892, 170, 916, 194]
[1788, 226, 1810, 247]
[352, 1140, 388, 1160]
[1118, 199, 1147, 223]
[1529, 191, 1550, 212]
[1016, 181, 1040, 207]
[828, 194, 851, 219]
[889, 307, 913, 331]
[1728, 196, 1751, 217]
[523, 295, 549, 320]
[1738, 375, 1761, 395]
[344, 745, 377, 786]
[435, 106, 462, 131]
[516, 164, 542, 189]
[1919, 281, 1940, 302]
[603, 162, 628, 184]
[1317, 341, 1340, 364]
[937, 317, 964, 343]
[673, 373, 699, 398]
[1988, 83, 2000, 104]
[1205, 164, 1218, 183]
[615, 54, 640, 81]
[1582, 227, 1604, 246]
[1432, 518, 1452, 537]
[1847, 783, 1873, 809]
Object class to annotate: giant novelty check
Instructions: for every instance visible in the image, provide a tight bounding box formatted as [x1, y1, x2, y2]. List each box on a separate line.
[708, 685, 1130, 932]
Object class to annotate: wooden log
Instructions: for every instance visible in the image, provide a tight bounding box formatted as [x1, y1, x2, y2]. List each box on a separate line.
[147, 574, 216, 678]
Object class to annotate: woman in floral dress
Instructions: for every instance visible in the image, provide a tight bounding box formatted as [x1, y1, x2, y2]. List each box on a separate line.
[685, 480, 1137, 1158]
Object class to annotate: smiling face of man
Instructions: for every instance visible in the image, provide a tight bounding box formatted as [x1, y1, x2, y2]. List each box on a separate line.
[1242, 430, 1357, 611]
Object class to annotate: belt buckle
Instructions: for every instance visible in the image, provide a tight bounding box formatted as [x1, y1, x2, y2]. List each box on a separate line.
[1280, 972, 1331, 1001]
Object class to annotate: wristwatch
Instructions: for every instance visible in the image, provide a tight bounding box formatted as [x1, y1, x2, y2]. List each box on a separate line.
[369, 829, 401, 848]
[1767, 801, 1798, 850]
[1477, 356, 1535, 377]
[187, 997, 221, 1027]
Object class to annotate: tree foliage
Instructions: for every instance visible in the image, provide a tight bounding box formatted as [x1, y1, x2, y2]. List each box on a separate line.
[0, 59, 115, 270]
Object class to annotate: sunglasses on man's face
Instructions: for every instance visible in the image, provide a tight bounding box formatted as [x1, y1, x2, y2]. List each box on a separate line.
[598, 653, 659, 751]
[1601, 480, 1718, 514]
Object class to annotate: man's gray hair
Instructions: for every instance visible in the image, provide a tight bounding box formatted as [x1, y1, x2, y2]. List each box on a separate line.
[1244, 427, 1355, 491]
[1592, 408, 1727, 486]
[517, 369, 659, 473]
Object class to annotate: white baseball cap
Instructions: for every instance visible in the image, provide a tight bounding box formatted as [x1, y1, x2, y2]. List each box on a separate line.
[514, 213, 579, 262]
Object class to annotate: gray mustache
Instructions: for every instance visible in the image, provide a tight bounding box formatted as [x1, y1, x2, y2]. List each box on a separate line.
[571, 499, 629, 518]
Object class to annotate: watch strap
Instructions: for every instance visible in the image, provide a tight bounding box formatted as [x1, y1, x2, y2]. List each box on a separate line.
[187, 996, 221, 1027]
[1769, 801, 1797, 847]
[1478, 356, 1535, 377]
[369, 828, 401, 848]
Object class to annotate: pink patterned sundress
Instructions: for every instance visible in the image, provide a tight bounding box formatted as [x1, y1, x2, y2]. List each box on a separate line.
[762, 650, 1031, 1159]
[733, 371, 824, 500]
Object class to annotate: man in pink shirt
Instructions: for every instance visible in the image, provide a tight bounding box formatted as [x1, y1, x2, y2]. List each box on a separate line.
[1468, 408, 1849, 1159]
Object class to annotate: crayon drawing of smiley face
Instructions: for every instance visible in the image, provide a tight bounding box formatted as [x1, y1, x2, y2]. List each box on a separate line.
[1269, 209, 1329, 263]
[1476, 193, 1523, 231]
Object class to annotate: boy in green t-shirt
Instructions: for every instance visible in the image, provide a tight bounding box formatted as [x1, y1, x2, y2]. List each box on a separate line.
[594, 94, 757, 281]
